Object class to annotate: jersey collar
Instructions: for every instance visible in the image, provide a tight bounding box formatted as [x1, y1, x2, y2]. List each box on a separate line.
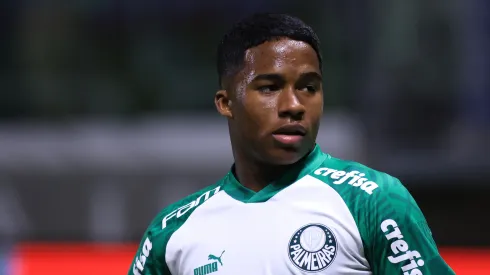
[223, 144, 327, 203]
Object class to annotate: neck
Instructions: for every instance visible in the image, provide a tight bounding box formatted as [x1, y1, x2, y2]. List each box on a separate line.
[233, 157, 293, 192]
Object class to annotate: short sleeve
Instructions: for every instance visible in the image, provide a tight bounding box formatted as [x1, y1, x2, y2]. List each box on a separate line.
[361, 178, 455, 275]
[128, 222, 171, 275]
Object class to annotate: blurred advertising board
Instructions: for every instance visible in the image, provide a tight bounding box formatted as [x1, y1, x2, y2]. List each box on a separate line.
[2, 243, 489, 275]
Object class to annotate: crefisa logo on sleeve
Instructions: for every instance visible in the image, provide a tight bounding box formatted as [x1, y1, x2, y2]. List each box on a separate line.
[288, 223, 338, 272]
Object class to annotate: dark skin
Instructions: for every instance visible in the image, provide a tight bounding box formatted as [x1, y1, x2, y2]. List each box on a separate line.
[215, 38, 324, 192]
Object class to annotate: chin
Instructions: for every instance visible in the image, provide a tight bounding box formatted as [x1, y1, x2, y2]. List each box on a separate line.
[265, 146, 308, 166]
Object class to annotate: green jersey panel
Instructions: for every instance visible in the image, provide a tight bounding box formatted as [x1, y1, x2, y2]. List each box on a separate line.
[310, 157, 455, 275]
[128, 182, 223, 275]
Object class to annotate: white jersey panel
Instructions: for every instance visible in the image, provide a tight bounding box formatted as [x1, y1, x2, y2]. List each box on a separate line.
[166, 175, 371, 275]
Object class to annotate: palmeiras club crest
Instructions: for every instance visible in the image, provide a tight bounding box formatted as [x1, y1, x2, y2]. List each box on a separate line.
[288, 223, 338, 272]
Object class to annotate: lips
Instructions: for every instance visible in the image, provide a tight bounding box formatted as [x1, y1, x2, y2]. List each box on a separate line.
[272, 124, 307, 146]
[272, 124, 307, 136]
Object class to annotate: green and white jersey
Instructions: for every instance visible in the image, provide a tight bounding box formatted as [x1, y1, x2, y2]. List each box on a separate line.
[129, 145, 455, 275]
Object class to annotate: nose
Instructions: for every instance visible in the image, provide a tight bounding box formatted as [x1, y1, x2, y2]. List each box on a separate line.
[278, 87, 305, 120]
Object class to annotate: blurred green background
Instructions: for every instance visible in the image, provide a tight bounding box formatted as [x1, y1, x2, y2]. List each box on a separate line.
[0, 0, 489, 261]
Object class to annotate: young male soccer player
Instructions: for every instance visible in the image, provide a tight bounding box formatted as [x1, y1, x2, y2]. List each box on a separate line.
[128, 13, 455, 275]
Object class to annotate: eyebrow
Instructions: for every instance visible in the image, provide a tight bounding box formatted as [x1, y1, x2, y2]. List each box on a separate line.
[251, 71, 322, 83]
[300, 71, 323, 82]
[251, 73, 285, 83]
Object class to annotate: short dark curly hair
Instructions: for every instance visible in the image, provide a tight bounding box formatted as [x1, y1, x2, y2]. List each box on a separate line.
[217, 13, 322, 88]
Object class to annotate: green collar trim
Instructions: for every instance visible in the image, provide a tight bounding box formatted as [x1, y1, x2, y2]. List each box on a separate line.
[223, 144, 327, 203]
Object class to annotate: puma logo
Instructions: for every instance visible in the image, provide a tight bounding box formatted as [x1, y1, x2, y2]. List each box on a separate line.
[208, 250, 225, 266]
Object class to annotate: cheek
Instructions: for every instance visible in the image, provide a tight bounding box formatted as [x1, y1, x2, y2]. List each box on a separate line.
[236, 96, 277, 133]
[316, 99, 324, 114]
[263, 97, 278, 110]
[309, 94, 324, 113]
[304, 96, 323, 128]
[241, 93, 277, 116]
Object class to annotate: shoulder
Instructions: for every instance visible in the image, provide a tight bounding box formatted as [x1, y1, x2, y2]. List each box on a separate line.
[145, 180, 224, 243]
[308, 154, 425, 223]
[309, 154, 410, 199]
[128, 179, 226, 273]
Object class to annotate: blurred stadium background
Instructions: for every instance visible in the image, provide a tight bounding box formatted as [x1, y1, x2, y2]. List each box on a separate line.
[0, 0, 489, 274]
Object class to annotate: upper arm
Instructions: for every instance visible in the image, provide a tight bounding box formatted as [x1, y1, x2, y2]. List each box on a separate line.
[362, 178, 455, 275]
[127, 184, 222, 275]
[129, 233, 157, 275]
[128, 225, 171, 275]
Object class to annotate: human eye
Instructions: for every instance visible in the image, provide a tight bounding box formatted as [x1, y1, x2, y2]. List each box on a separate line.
[300, 84, 318, 93]
[257, 84, 280, 94]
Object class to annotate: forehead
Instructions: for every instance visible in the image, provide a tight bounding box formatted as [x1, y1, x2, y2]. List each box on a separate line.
[242, 39, 321, 77]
